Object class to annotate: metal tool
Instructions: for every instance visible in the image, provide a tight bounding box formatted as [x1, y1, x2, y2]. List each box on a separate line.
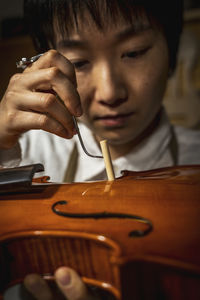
[16, 54, 103, 158]
[72, 116, 102, 158]
[16, 53, 44, 69]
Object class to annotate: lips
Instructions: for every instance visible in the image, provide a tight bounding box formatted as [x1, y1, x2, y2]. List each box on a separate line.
[93, 111, 134, 127]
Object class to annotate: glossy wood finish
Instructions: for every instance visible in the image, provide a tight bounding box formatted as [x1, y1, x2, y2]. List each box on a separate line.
[0, 165, 200, 299]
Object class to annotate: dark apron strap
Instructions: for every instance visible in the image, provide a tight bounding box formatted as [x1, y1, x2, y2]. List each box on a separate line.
[63, 142, 78, 183]
[169, 125, 178, 165]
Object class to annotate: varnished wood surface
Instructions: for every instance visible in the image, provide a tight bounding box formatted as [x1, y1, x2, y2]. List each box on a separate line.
[0, 165, 200, 299]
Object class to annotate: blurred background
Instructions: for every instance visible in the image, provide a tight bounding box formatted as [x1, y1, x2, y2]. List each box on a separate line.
[0, 0, 200, 129]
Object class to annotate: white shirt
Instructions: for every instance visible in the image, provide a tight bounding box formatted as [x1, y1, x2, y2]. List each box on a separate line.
[0, 110, 200, 182]
[2, 109, 200, 300]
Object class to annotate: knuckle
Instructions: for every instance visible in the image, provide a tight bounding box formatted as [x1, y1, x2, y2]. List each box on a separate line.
[38, 114, 49, 128]
[9, 73, 22, 86]
[46, 49, 59, 60]
[6, 111, 17, 127]
[42, 94, 55, 109]
[47, 67, 60, 80]
[6, 90, 15, 100]
[55, 124, 70, 138]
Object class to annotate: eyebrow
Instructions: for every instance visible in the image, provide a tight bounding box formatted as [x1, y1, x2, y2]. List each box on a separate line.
[57, 39, 87, 50]
[115, 24, 152, 42]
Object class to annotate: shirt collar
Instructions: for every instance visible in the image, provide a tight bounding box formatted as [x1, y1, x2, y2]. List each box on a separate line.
[75, 108, 173, 181]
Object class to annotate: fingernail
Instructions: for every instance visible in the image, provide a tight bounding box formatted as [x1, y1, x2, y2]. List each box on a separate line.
[57, 269, 71, 286]
[75, 105, 83, 117]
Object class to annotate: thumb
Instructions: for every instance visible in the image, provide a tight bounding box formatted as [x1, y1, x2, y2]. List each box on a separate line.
[55, 267, 97, 300]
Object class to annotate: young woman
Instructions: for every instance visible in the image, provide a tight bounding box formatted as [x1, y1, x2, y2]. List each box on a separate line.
[1, 0, 200, 299]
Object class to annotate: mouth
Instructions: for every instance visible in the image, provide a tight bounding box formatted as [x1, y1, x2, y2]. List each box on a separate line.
[93, 112, 134, 127]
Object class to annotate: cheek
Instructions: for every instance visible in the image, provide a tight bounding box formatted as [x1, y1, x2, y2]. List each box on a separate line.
[134, 58, 169, 113]
[134, 40, 169, 111]
[76, 76, 91, 114]
[144, 70, 167, 103]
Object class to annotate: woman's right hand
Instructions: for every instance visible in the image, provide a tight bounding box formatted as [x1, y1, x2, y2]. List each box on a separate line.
[0, 50, 82, 149]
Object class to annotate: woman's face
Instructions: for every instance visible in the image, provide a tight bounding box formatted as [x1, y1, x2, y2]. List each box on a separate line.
[56, 15, 169, 147]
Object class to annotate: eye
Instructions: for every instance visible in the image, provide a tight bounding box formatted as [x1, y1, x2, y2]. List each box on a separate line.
[72, 60, 89, 70]
[122, 47, 151, 59]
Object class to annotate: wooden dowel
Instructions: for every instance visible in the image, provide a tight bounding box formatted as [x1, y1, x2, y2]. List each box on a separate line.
[100, 140, 115, 181]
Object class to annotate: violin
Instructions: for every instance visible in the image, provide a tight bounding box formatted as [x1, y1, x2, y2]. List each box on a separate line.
[0, 164, 200, 300]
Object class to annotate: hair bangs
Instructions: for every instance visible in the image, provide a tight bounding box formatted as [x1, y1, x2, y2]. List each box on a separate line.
[25, 0, 151, 51]
[53, 1, 150, 44]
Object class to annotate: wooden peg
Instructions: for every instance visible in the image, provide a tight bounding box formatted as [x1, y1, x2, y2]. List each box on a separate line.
[100, 140, 115, 181]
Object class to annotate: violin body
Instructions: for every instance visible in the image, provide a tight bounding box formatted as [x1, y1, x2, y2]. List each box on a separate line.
[0, 165, 200, 299]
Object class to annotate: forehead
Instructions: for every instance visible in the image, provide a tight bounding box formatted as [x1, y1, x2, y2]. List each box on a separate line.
[54, 8, 152, 44]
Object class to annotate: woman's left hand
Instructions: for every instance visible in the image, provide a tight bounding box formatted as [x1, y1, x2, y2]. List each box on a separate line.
[24, 266, 100, 300]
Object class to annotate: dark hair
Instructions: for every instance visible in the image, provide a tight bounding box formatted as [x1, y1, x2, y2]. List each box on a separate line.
[24, 0, 183, 72]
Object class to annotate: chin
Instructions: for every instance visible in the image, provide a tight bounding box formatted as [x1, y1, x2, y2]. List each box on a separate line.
[95, 128, 138, 146]
[82, 118, 143, 145]
[108, 136, 138, 146]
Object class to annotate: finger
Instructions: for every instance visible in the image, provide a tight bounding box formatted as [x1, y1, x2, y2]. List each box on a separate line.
[6, 110, 73, 139]
[45, 67, 82, 117]
[24, 50, 77, 87]
[55, 267, 97, 300]
[23, 274, 53, 300]
[14, 68, 82, 117]
[14, 90, 75, 134]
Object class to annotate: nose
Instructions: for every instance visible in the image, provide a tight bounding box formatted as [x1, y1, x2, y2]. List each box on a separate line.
[92, 62, 128, 107]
